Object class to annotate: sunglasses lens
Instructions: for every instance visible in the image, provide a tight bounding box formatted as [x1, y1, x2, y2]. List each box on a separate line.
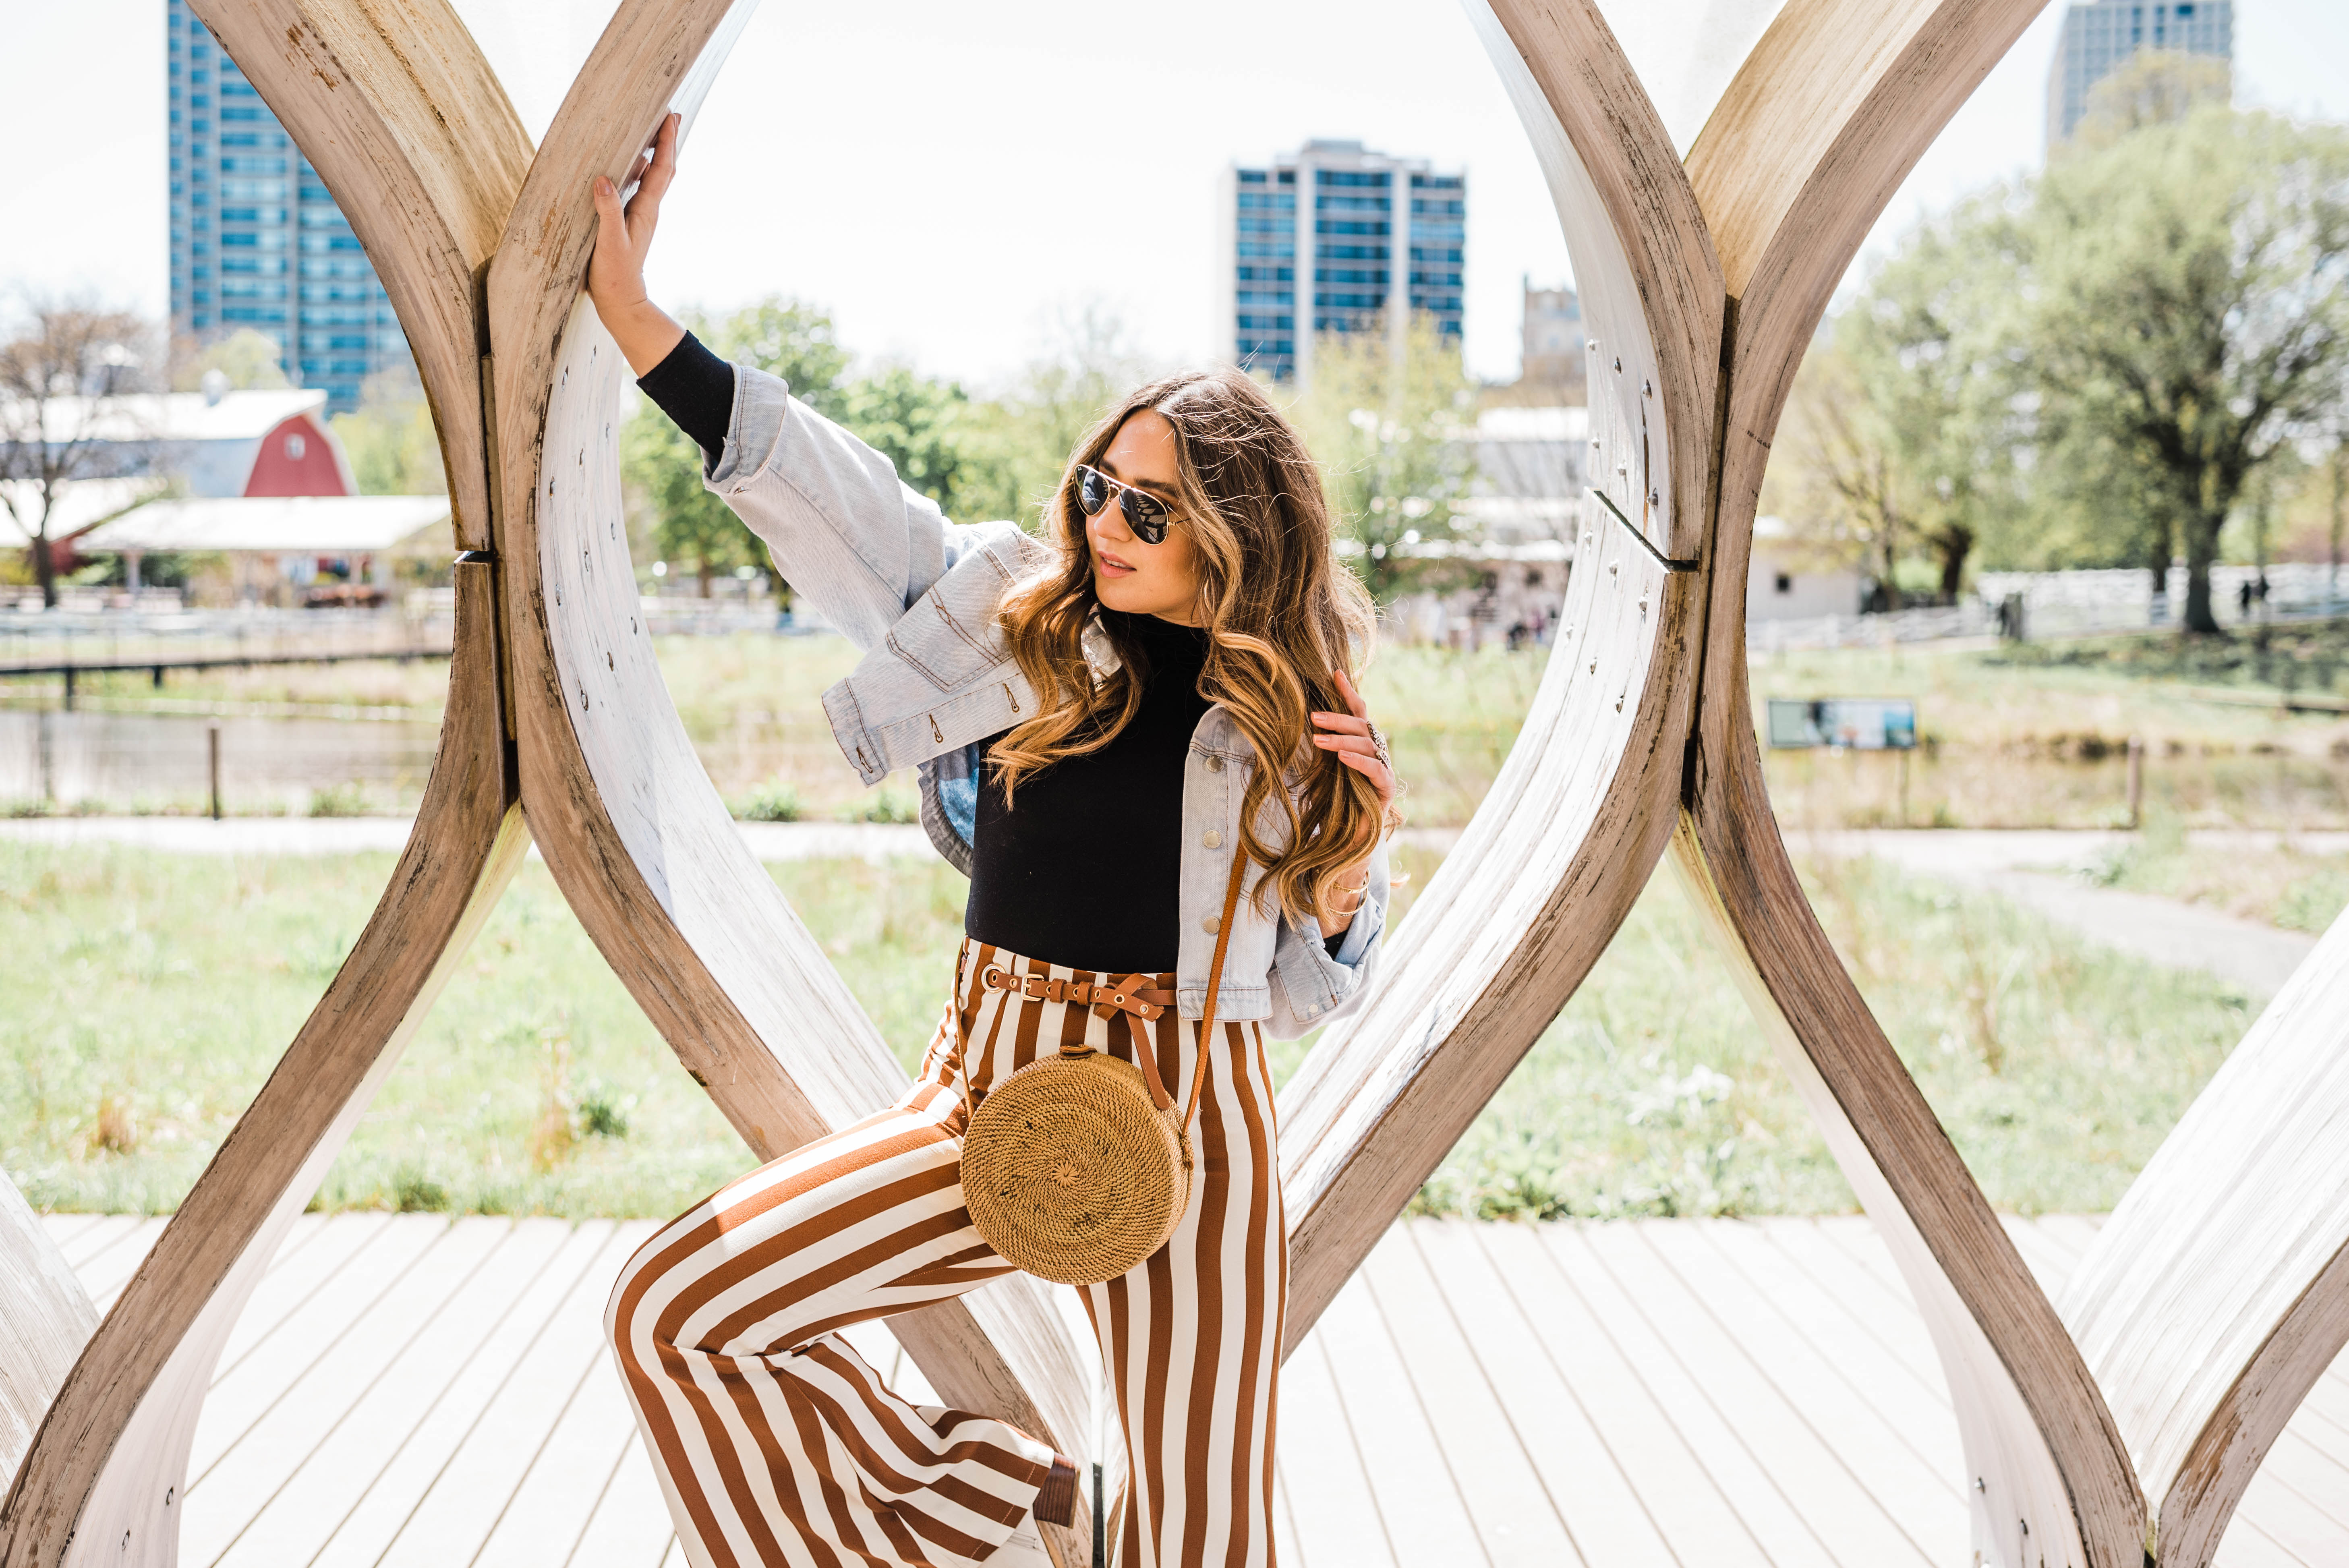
[1077, 467, 1112, 516]
[1122, 492, 1170, 545]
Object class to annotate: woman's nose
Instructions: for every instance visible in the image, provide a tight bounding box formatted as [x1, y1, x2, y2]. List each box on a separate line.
[1092, 499, 1135, 547]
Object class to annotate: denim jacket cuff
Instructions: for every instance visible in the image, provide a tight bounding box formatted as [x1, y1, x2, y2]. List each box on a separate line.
[1325, 836, 1391, 967]
[704, 363, 785, 491]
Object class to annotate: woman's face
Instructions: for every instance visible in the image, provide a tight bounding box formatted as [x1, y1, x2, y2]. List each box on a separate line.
[1084, 410, 1203, 625]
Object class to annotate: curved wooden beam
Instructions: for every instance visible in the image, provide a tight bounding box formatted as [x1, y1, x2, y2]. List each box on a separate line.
[2059, 904, 2349, 1566]
[1278, 0, 1718, 1344]
[0, 560, 523, 1568]
[482, 6, 1096, 1562]
[0, 9, 534, 1564]
[176, 0, 528, 550]
[0, 1180, 95, 1495]
[1671, 3, 2145, 1564]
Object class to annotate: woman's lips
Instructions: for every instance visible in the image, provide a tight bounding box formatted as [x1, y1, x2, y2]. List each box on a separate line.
[1096, 548, 1136, 576]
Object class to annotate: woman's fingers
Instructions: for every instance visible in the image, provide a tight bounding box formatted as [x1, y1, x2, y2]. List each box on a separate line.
[1311, 733, 1378, 758]
[1334, 749, 1395, 797]
[1310, 709, 1371, 736]
[592, 175, 628, 247]
[1331, 666, 1370, 719]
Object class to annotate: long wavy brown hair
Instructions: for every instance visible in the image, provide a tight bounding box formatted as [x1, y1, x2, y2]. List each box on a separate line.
[990, 368, 1394, 929]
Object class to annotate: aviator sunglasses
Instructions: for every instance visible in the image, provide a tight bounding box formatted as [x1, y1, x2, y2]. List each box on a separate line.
[1075, 463, 1177, 546]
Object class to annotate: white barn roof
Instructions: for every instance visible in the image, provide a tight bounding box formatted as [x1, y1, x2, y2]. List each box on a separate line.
[0, 478, 172, 547]
[8, 388, 329, 445]
[79, 494, 451, 554]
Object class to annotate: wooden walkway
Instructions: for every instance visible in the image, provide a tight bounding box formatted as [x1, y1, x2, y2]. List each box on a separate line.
[40, 1213, 2349, 1567]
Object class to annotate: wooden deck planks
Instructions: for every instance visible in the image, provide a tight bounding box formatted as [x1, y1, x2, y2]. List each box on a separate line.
[1573, 1221, 1935, 1568]
[209, 1218, 584, 1567]
[188, 1216, 447, 1489]
[1409, 1222, 1681, 1568]
[1747, 1220, 1949, 1400]
[1674, 1221, 1967, 1494]
[1267, 1336, 1399, 1568]
[371, 1221, 645, 1567]
[181, 1217, 504, 1564]
[79, 1218, 171, 1315]
[35, 1213, 2349, 1567]
[566, 1430, 680, 1568]
[1304, 1246, 1486, 1566]
[1475, 1221, 1774, 1568]
[302, 1220, 625, 1567]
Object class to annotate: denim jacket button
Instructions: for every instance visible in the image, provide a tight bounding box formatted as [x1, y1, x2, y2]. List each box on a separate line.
[1205, 754, 1224, 773]
[1202, 830, 1222, 849]
[1203, 916, 1220, 935]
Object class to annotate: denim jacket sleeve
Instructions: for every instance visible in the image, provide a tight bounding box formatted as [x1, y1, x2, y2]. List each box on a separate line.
[1264, 834, 1391, 1040]
[703, 364, 1003, 650]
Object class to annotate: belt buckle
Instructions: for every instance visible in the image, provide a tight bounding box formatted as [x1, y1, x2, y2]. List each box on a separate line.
[1021, 973, 1048, 1000]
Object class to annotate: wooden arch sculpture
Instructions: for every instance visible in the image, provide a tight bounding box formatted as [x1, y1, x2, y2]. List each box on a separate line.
[2, 2, 2348, 1566]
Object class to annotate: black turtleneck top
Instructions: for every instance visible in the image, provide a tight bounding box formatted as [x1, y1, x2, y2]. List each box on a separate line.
[963, 609, 1212, 975]
[638, 337, 1214, 975]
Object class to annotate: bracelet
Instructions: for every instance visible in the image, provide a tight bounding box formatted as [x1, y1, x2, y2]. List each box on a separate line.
[1328, 872, 1371, 919]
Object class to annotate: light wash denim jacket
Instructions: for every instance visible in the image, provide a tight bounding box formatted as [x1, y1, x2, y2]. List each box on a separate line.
[702, 365, 1389, 1039]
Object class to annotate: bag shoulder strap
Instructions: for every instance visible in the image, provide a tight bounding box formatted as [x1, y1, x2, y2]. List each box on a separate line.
[1180, 847, 1252, 1136]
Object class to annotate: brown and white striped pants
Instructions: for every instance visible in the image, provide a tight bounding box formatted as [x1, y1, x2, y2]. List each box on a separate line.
[607, 940, 1288, 1568]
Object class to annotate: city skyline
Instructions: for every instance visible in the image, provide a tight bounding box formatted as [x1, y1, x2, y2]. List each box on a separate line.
[9, 0, 2348, 390]
[166, 0, 410, 411]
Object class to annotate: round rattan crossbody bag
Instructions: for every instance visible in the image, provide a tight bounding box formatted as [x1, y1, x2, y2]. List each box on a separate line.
[952, 852, 1252, 1286]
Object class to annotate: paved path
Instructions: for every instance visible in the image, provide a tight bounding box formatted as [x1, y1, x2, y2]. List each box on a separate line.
[1788, 830, 2329, 997]
[44, 1211, 2347, 1568]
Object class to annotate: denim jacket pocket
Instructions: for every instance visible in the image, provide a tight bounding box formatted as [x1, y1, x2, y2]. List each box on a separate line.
[885, 590, 1007, 692]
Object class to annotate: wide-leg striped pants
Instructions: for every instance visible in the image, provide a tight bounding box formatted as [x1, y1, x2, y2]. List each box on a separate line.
[607, 940, 1288, 1568]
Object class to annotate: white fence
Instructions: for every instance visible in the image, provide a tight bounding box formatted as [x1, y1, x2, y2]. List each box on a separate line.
[1751, 562, 2349, 652]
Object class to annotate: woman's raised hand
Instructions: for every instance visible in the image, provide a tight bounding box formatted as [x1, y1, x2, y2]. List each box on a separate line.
[1310, 667, 1396, 812]
[587, 111, 688, 376]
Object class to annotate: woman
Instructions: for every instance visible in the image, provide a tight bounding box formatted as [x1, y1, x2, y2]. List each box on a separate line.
[590, 116, 1396, 1568]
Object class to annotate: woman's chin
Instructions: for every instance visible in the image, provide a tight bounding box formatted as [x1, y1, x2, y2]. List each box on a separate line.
[1092, 574, 1145, 613]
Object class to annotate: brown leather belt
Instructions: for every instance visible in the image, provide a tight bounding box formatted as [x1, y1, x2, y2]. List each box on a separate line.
[980, 966, 1176, 1022]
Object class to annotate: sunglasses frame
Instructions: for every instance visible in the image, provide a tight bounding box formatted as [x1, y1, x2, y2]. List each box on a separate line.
[1075, 463, 1177, 546]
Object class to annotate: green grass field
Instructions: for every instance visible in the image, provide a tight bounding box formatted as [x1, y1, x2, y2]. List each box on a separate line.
[0, 839, 2257, 1221]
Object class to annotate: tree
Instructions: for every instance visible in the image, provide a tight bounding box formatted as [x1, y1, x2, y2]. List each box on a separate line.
[621, 296, 851, 594]
[331, 368, 445, 495]
[2009, 104, 2349, 632]
[0, 298, 158, 608]
[835, 365, 976, 514]
[2067, 49, 2232, 153]
[1288, 317, 1477, 603]
[171, 327, 290, 391]
[948, 303, 1155, 528]
[1773, 205, 2026, 606]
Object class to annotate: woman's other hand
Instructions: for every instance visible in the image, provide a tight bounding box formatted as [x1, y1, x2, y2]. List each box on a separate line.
[587, 111, 688, 376]
[1309, 666, 1395, 813]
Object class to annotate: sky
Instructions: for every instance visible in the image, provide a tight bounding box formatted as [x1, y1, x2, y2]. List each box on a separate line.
[4, 0, 2346, 390]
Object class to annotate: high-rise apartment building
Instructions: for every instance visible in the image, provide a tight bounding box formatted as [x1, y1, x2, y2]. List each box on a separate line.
[1218, 140, 1464, 386]
[2044, 1, 2232, 147]
[167, 0, 412, 414]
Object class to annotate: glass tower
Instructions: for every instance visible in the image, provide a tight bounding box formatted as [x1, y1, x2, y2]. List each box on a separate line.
[2044, 1, 2232, 147]
[1222, 140, 1465, 386]
[167, 0, 412, 414]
